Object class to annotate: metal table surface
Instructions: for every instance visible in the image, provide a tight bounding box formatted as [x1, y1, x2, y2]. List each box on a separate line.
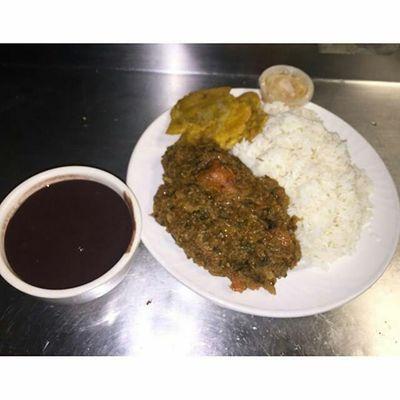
[0, 44, 399, 356]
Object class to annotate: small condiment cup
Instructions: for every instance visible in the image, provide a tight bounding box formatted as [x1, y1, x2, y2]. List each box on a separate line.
[259, 64, 314, 107]
[0, 166, 142, 304]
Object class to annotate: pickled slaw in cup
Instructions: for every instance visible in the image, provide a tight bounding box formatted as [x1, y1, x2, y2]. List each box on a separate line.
[259, 65, 314, 108]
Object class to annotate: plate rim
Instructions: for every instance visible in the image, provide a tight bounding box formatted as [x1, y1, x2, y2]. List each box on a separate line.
[126, 88, 400, 317]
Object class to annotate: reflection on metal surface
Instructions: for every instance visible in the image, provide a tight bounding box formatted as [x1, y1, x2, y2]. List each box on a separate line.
[129, 299, 200, 356]
[313, 79, 400, 88]
[162, 44, 190, 74]
[0, 56, 399, 355]
[98, 306, 120, 327]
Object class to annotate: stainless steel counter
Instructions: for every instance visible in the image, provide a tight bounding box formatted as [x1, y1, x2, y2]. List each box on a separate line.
[0, 45, 399, 355]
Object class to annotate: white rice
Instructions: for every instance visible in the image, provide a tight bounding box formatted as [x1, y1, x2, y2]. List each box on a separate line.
[232, 104, 373, 266]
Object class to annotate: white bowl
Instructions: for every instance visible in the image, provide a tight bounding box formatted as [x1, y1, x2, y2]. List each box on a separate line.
[0, 166, 142, 304]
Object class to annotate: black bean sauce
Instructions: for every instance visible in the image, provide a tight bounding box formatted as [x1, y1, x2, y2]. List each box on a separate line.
[5, 180, 134, 289]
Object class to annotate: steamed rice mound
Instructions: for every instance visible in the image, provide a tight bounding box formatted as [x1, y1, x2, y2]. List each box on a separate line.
[232, 107, 372, 265]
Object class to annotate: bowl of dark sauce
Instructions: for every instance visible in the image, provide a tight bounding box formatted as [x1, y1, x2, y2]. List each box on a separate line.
[0, 166, 142, 303]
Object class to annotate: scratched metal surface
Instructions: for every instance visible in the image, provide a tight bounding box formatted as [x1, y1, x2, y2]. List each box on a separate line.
[0, 45, 399, 355]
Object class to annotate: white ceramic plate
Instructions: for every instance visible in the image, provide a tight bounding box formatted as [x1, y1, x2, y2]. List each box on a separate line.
[127, 88, 400, 317]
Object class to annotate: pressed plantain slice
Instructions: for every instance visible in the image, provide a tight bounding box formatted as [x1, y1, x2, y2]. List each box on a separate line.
[166, 87, 268, 149]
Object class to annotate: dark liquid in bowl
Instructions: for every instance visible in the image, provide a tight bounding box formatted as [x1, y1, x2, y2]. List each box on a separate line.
[4, 180, 134, 289]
